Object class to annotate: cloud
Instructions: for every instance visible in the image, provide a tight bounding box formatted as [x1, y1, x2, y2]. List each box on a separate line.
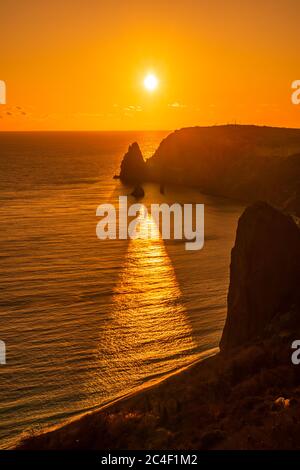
[124, 105, 142, 112]
[168, 102, 187, 109]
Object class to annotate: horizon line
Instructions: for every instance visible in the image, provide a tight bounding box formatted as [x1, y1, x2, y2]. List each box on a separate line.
[0, 129, 173, 133]
[1, 123, 300, 133]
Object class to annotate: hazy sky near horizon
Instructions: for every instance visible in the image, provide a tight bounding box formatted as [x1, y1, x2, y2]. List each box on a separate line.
[1, 0, 300, 130]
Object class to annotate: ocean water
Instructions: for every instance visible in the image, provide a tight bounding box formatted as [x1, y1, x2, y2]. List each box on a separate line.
[0, 131, 244, 449]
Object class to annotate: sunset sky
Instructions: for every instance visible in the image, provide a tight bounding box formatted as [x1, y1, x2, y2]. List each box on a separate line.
[1, 0, 300, 130]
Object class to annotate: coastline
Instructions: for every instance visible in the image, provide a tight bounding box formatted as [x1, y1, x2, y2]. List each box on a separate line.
[13, 347, 218, 450]
[15, 334, 300, 450]
[15, 201, 300, 451]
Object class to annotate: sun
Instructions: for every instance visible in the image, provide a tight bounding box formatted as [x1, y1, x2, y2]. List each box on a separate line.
[143, 73, 158, 92]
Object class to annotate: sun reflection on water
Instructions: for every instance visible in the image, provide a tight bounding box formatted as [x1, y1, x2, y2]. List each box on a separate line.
[96, 208, 195, 394]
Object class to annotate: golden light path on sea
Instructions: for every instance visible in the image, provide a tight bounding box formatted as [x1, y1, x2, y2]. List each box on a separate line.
[93, 207, 195, 393]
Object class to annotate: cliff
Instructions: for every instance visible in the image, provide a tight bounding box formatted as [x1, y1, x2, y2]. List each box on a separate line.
[120, 125, 300, 216]
[220, 202, 300, 351]
[15, 203, 300, 450]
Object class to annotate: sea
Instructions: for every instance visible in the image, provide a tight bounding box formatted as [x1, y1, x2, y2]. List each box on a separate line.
[0, 131, 244, 448]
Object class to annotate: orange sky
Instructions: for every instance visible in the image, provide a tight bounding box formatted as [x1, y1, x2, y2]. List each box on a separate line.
[1, 0, 300, 130]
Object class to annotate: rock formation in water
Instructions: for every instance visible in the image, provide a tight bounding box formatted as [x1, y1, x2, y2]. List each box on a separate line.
[119, 125, 300, 216]
[120, 142, 147, 183]
[220, 201, 300, 351]
[131, 184, 145, 199]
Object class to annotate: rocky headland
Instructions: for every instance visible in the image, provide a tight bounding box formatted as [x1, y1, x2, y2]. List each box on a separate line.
[120, 125, 300, 216]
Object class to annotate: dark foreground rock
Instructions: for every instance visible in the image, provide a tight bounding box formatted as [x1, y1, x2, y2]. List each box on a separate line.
[15, 203, 300, 450]
[220, 202, 300, 351]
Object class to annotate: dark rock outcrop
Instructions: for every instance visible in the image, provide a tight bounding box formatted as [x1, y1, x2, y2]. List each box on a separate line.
[131, 184, 145, 199]
[220, 202, 300, 352]
[120, 142, 147, 183]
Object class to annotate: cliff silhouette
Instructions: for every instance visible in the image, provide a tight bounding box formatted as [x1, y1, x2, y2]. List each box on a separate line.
[120, 125, 300, 216]
[221, 201, 300, 351]
[16, 202, 300, 450]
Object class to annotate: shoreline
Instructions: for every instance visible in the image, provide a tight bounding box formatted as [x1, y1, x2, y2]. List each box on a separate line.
[11, 347, 218, 450]
[13, 202, 300, 451]
[16, 334, 300, 450]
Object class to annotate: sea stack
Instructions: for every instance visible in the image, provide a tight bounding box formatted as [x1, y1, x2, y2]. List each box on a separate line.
[131, 184, 145, 199]
[220, 201, 300, 352]
[120, 142, 147, 183]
